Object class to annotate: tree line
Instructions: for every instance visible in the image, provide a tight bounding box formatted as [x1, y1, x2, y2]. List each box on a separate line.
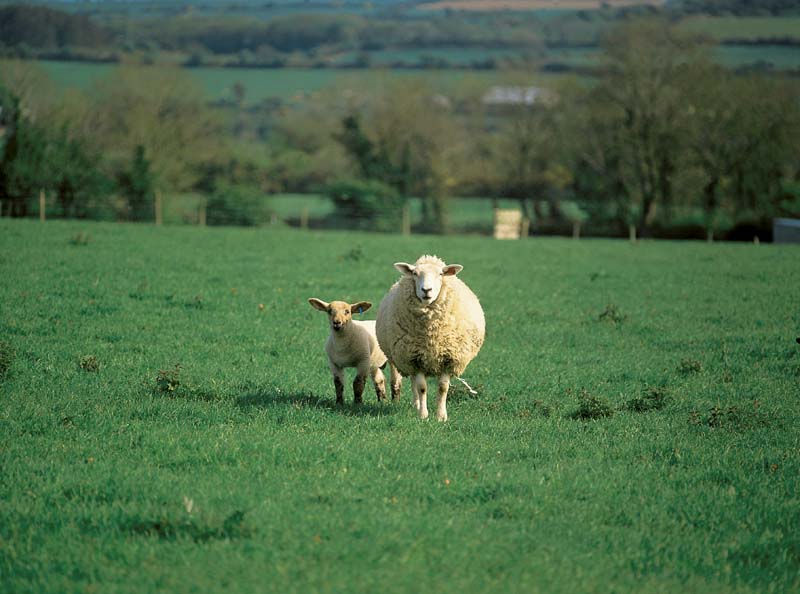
[0, 18, 798, 238]
[8, 2, 798, 71]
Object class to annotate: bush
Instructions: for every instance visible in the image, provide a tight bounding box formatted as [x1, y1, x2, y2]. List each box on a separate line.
[206, 183, 271, 227]
[326, 179, 405, 233]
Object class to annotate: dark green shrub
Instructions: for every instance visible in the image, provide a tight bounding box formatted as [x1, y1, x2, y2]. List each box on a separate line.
[326, 179, 405, 233]
[206, 183, 271, 227]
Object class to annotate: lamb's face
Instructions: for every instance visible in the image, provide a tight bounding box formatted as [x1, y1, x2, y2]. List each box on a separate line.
[308, 298, 372, 332]
[394, 259, 464, 306]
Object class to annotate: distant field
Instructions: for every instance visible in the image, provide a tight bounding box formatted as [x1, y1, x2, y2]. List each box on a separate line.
[37, 61, 527, 103]
[714, 44, 800, 70]
[418, 0, 663, 10]
[333, 47, 532, 66]
[2, 219, 798, 593]
[680, 16, 800, 41]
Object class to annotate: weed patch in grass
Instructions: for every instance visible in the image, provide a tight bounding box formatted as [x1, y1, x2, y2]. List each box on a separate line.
[155, 364, 181, 394]
[68, 231, 91, 246]
[598, 303, 626, 325]
[678, 358, 703, 374]
[571, 389, 614, 420]
[690, 402, 770, 431]
[0, 340, 14, 378]
[122, 510, 253, 542]
[626, 386, 670, 413]
[79, 355, 100, 373]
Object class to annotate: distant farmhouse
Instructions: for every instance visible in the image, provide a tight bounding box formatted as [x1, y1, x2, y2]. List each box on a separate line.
[482, 86, 558, 108]
[482, 86, 542, 106]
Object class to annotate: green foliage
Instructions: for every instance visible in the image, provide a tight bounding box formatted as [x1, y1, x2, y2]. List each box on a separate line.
[326, 178, 404, 232]
[0, 5, 112, 49]
[1, 220, 799, 593]
[117, 145, 155, 222]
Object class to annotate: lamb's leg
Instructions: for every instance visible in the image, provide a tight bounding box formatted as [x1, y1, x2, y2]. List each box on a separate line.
[371, 366, 386, 402]
[353, 363, 367, 405]
[415, 374, 428, 420]
[331, 365, 345, 406]
[390, 364, 402, 402]
[436, 373, 451, 422]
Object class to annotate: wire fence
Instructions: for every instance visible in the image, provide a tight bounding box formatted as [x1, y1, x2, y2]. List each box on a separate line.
[0, 191, 535, 237]
[0, 191, 777, 242]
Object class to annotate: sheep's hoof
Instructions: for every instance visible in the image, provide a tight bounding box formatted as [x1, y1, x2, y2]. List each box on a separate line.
[436, 413, 448, 422]
[419, 410, 429, 420]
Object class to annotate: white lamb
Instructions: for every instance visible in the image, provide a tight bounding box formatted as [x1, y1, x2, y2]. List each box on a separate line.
[376, 255, 485, 421]
[309, 298, 402, 405]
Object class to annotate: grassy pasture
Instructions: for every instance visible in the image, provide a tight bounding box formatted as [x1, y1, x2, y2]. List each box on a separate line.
[1, 219, 799, 593]
[680, 16, 800, 42]
[416, 0, 663, 10]
[37, 61, 517, 104]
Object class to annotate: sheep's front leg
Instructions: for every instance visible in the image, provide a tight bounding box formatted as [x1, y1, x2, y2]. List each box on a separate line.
[353, 363, 368, 405]
[390, 364, 402, 402]
[436, 373, 451, 422]
[414, 374, 428, 420]
[371, 366, 386, 402]
[331, 365, 345, 406]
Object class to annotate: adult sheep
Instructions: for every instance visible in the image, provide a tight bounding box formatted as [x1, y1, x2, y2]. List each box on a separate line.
[376, 254, 485, 421]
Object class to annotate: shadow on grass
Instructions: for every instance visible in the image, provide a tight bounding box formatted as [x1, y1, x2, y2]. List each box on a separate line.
[235, 385, 401, 418]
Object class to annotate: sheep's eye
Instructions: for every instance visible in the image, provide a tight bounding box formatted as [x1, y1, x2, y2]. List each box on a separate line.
[345, 310, 350, 315]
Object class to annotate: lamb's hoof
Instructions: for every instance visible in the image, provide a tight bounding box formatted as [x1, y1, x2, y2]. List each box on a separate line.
[436, 413, 448, 422]
[419, 409, 429, 420]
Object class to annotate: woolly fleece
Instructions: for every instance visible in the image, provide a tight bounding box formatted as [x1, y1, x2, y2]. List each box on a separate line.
[376, 255, 485, 378]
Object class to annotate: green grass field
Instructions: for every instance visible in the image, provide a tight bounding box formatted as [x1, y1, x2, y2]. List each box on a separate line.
[680, 16, 800, 42]
[37, 61, 521, 104]
[1, 219, 799, 593]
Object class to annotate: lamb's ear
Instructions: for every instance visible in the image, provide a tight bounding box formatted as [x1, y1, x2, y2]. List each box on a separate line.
[350, 301, 372, 315]
[308, 298, 330, 312]
[394, 262, 415, 276]
[442, 264, 463, 276]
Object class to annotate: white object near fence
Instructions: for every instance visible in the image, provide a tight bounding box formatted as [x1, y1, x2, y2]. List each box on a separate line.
[493, 208, 523, 240]
[773, 218, 800, 244]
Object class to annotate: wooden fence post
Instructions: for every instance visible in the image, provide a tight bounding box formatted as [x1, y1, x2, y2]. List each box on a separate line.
[402, 203, 411, 235]
[300, 206, 309, 230]
[573, 221, 581, 239]
[629, 224, 637, 244]
[198, 204, 206, 227]
[154, 191, 163, 226]
[39, 189, 46, 222]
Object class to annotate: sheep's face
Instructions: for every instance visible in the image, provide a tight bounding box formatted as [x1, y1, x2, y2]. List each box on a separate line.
[394, 260, 463, 306]
[309, 298, 372, 332]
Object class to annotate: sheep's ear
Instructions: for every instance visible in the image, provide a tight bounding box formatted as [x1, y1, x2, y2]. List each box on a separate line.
[394, 262, 415, 276]
[442, 264, 463, 276]
[308, 298, 329, 312]
[350, 301, 372, 314]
